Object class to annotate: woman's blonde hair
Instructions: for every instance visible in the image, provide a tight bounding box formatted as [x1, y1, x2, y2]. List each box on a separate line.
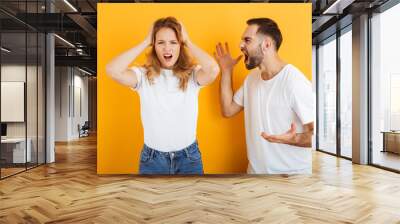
[144, 17, 196, 91]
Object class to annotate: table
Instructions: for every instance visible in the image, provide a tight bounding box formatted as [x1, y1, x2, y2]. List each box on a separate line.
[1, 138, 32, 163]
[381, 131, 400, 154]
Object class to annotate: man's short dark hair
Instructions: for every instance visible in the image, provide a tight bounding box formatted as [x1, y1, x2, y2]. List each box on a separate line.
[246, 18, 283, 51]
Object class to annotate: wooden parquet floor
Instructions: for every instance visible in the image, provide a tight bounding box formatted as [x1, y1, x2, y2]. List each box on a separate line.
[1, 134, 400, 224]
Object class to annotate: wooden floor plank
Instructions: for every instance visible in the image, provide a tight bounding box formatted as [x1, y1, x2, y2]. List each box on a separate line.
[1, 134, 400, 223]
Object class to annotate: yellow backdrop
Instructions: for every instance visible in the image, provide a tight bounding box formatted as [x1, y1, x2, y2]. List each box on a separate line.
[97, 3, 311, 174]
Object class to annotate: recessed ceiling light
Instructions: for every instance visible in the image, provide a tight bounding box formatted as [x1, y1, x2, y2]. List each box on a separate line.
[1, 47, 11, 53]
[322, 0, 354, 15]
[54, 34, 75, 48]
[77, 67, 93, 76]
[63, 0, 78, 12]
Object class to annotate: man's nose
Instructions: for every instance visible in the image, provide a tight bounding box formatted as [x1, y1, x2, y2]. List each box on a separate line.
[239, 41, 245, 50]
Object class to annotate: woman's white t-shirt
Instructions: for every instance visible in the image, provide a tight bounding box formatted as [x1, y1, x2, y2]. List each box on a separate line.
[130, 66, 201, 152]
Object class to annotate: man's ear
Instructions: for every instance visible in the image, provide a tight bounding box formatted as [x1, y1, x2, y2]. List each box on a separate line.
[260, 36, 272, 53]
[265, 36, 274, 50]
[260, 39, 266, 53]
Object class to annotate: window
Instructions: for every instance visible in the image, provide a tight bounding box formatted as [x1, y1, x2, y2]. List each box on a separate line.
[317, 36, 337, 155]
[370, 2, 400, 171]
[339, 28, 352, 158]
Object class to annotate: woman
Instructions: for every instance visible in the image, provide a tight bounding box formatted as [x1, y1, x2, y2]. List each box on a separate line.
[106, 17, 219, 174]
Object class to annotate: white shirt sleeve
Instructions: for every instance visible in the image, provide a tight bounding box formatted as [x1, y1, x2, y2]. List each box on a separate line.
[129, 66, 144, 91]
[233, 85, 244, 107]
[192, 65, 204, 88]
[289, 72, 315, 125]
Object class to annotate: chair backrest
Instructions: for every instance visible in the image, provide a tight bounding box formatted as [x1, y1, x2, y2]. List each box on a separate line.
[82, 121, 90, 129]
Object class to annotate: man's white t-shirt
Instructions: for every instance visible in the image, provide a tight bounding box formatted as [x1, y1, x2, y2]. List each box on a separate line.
[130, 66, 202, 152]
[233, 64, 315, 174]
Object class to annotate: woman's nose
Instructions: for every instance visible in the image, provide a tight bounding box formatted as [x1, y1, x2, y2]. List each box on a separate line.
[163, 46, 172, 52]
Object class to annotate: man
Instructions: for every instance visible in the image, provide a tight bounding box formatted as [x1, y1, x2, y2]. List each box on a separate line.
[214, 18, 315, 174]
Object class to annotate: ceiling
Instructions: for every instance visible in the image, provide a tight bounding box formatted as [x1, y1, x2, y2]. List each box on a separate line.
[0, 0, 393, 75]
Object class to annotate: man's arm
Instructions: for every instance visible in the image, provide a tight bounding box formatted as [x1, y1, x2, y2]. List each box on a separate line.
[261, 122, 314, 147]
[215, 42, 243, 117]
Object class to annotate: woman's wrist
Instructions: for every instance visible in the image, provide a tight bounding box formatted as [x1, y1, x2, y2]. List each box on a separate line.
[144, 40, 150, 47]
[184, 39, 193, 47]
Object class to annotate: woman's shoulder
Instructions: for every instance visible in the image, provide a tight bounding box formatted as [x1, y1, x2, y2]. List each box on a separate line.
[191, 64, 201, 75]
[131, 65, 148, 74]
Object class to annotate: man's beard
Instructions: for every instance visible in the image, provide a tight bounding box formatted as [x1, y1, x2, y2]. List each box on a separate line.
[244, 44, 264, 70]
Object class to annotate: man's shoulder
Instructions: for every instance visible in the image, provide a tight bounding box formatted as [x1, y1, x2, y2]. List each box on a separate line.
[284, 64, 310, 84]
[284, 64, 303, 76]
[243, 69, 260, 83]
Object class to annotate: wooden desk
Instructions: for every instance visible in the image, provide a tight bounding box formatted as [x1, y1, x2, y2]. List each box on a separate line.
[1, 138, 32, 163]
[381, 131, 400, 154]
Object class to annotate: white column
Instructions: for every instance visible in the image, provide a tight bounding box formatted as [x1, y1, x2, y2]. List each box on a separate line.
[352, 14, 369, 164]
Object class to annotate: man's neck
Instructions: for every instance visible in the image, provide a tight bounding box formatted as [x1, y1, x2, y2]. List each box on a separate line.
[259, 55, 286, 81]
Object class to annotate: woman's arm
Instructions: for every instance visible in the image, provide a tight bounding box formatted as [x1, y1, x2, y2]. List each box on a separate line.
[181, 24, 220, 86]
[105, 27, 153, 88]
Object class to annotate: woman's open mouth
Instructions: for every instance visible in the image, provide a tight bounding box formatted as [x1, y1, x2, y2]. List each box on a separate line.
[163, 53, 173, 62]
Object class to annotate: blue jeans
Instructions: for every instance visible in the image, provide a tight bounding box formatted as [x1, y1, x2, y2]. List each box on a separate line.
[139, 141, 204, 175]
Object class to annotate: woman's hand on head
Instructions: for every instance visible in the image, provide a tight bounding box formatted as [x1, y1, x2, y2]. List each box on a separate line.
[144, 23, 154, 46]
[179, 22, 190, 45]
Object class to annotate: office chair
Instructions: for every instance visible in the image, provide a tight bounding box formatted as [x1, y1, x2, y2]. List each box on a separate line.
[79, 121, 90, 138]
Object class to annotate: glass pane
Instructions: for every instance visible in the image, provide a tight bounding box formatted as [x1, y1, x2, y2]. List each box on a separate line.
[0, 1, 46, 178]
[38, 32, 45, 165]
[371, 3, 400, 171]
[318, 37, 337, 154]
[27, 31, 38, 169]
[26, 0, 39, 170]
[340, 29, 352, 158]
[1, 30, 27, 177]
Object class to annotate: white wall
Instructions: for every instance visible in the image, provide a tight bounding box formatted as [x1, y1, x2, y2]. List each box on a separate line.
[1, 64, 45, 164]
[55, 67, 70, 141]
[55, 67, 89, 141]
[1, 65, 37, 138]
[72, 73, 89, 138]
